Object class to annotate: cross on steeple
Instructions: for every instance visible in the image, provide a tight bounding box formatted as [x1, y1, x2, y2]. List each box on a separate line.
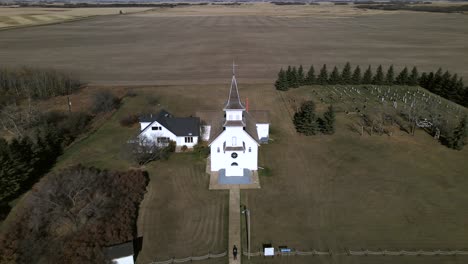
[232, 61, 238, 76]
[224, 61, 245, 111]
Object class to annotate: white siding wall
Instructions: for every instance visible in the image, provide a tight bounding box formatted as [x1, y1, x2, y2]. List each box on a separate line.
[140, 121, 177, 143]
[256, 123, 269, 140]
[201, 125, 211, 141]
[176, 136, 198, 148]
[210, 127, 258, 176]
[139, 121, 198, 147]
[225, 110, 243, 121]
[113, 255, 134, 264]
[140, 122, 151, 130]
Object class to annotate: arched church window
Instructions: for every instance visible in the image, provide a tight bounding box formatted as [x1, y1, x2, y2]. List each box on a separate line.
[217, 147, 220, 153]
[231, 162, 238, 166]
[249, 147, 251, 152]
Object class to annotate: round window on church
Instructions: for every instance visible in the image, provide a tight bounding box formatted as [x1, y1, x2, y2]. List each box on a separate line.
[231, 152, 238, 159]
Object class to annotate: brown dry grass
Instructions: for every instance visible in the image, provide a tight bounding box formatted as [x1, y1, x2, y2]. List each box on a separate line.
[50, 82, 468, 264]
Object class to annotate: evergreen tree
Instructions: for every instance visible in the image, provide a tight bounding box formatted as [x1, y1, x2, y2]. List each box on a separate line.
[275, 68, 289, 91]
[0, 139, 19, 202]
[293, 100, 318, 135]
[297, 65, 305, 86]
[448, 74, 461, 102]
[419, 72, 428, 87]
[408, 66, 419, 86]
[291, 66, 299, 88]
[372, 65, 384, 85]
[341, 62, 352, 84]
[362, 66, 373, 84]
[447, 116, 467, 150]
[385, 65, 395, 85]
[322, 105, 336, 134]
[426, 72, 435, 92]
[329, 66, 341, 85]
[351, 65, 362, 85]
[432, 68, 443, 94]
[462, 87, 468, 107]
[305, 65, 316, 85]
[286, 66, 293, 88]
[396, 67, 409, 85]
[317, 64, 329, 85]
[440, 70, 452, 98]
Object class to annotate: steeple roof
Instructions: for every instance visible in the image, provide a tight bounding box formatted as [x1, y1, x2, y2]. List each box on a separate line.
[224, 74, 245, 111]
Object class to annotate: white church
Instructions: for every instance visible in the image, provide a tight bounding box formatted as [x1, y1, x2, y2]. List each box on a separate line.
[138, 68, 269, 179]
[198, 71, 269, 178]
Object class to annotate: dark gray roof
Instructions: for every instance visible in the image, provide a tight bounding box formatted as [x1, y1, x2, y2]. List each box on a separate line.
[105, 241, 134, 260]
[140, 109, 200, 137]
[224, 75, 245, 110]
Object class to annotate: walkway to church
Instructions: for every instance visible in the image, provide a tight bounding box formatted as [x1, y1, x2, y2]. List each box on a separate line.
[229, 187, 241, 264]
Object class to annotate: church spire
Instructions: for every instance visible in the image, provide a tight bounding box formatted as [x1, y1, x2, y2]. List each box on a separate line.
[224, 62, 245, 111]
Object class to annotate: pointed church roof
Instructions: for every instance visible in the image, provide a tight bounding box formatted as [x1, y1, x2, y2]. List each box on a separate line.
[223, 74, 245, 111]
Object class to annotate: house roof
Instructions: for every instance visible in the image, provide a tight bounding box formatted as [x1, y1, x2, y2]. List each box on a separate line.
[196, 110, 224, 144]
[140, 110, 200, 137]
[104, 241, 134, 260]
[224, 75, 245, 111]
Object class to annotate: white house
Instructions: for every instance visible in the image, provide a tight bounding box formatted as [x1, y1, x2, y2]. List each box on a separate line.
[104, 241, 134, 264]
[138, 110, 200, 148]
[197, 72, 270, 177]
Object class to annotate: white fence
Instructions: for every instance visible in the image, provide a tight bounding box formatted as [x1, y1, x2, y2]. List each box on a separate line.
[149, 251, 227, 264]
[243, 249, 468, 257]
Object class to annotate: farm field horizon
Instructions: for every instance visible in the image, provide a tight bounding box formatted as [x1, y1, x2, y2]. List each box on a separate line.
[1, 3, 468, 85]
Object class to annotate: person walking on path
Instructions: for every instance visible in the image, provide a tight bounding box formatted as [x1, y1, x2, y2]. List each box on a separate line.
[233, 245, 238, 260]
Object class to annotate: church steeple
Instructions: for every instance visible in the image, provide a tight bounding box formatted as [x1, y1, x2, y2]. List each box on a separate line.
[224, 62, 245, 111]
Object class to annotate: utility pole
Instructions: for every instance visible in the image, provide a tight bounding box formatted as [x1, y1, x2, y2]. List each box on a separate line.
[67, 81, 72, 113]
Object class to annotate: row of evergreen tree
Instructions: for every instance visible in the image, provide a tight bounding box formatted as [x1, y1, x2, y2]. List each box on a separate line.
[293, 101, 335, 135]
[275, 63, 468, 107]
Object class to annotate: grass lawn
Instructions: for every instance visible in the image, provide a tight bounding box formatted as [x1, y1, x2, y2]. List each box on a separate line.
[55, 86, 230, 264]
[240, 86, 468, 264]
[54, 83, 468, 264]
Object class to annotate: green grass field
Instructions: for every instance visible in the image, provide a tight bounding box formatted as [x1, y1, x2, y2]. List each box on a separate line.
[54, 84, 468, 264]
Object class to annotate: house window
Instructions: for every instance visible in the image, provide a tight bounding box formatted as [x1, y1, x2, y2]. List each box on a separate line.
[152, 126, 162, 130]
[157, 137, 170, 144]
[217, 147, 220, 153]
[185, 137, 193, 143]
[249, 147, 251, 152]
[231, 162, 238, 166]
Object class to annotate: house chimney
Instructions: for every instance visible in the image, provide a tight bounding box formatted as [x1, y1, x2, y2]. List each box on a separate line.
[246, 97, 249, 112]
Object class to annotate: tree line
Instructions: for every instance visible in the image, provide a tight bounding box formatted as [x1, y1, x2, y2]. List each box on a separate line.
[0, 66, 81, 105]
[293, 101, 336, 136]
[356, 3, 468, 13]
[275, 63, 468, 107]
[0, 165, 148, 264]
